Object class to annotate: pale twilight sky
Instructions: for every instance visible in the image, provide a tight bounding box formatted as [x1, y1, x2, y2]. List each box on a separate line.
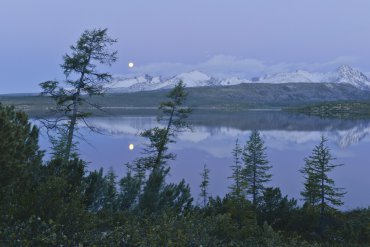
[1, 0, 370, 93]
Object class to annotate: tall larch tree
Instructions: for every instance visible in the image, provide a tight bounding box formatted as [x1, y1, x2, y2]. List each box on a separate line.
[40, 28, 117, 163]
[242, 130, 272, 206]
[300, 136, 345, 215]
[229, 139, 246, 199]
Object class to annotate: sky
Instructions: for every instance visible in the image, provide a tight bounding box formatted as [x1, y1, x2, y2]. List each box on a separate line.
[1, 0, 370, 93]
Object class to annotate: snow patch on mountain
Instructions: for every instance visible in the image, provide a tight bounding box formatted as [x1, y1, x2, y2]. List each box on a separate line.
[331, 65, 370, 89]
[107, 70, 249, 92]
[257, 70, 324, 84]
[257, 65, 370, 89]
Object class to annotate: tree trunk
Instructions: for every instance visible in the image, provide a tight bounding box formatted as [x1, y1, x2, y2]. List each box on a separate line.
[154, 106, 175, 168]
[253, 154, 257, 206]
[63, 88, 80, 164]
[320, 164, 325, 216]
[62, 55, 89, 164]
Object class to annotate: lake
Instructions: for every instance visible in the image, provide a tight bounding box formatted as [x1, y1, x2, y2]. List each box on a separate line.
[37, 110, 370, 210]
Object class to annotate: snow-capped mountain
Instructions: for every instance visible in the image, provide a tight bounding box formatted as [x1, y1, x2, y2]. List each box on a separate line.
[107, 74, 164, 92]
[329, 65, 370, 89]
[107, 70, 247, 93]
[257, 70, 324, 84]
[106, 65, 370, 92]
[257, 65, 370, 89]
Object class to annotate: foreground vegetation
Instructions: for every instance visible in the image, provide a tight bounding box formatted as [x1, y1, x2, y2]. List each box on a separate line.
[2, 89, 370, 246]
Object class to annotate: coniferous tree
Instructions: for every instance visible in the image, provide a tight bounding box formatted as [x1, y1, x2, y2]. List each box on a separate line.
[0, 104, 43, 189]
[83, 168, 106, 212]
[300, 158, 320, 207]
[257, 187, 298, 229]
[242, 130, 271, 206]
[40, 28, 117, 163]
[0, 104, 43, 221]
[199, 164, 210, 207]
[228, 139, 246, 199]
[140, 81, 192, 170]
[0, 104, 88, 244]
[300, 136, 345, 215]
[117, 163, 142, 211]
[102, 167, 118, 214]
[137, 81, 192, 212]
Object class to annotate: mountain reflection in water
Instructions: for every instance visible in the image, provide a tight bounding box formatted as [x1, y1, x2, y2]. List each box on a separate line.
[38, 111, 370, 209]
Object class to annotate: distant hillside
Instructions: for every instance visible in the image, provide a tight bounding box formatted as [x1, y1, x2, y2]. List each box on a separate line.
[72, 82, 370, 109]
[1, 82, 370, 117]
[286, 102, 370, 119]
[183, 82, 370, 107]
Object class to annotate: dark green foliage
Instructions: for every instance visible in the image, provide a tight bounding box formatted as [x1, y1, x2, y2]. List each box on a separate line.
[0, 104, 43, 221]
[139, 168, 193, 214]
[84, 167, 129, 214]
[118, 164, 142, 211]
[300, 136, 345, 215]
[341, 208, 370, 244]
[0, 104, 43, 188]
[207, 195, 258, 231]
[257, 187, 298, 230]
[83, 168, 106, 212]
[242, 130, 272, 205]
[0, 216, 67, 246]
[34, 158, 90, 243]
[139, 167, 167, 212]
[0, 106, 90, 245]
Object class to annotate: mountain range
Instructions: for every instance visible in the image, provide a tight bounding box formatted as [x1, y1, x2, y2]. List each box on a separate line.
[107, 65, 370, 92]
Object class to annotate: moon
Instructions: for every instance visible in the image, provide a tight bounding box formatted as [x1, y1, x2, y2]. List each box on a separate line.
[128, 143, 134, 151]
[128, 62, 134, 68]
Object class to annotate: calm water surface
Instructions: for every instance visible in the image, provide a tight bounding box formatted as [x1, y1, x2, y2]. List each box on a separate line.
[38, 111, 370, 209]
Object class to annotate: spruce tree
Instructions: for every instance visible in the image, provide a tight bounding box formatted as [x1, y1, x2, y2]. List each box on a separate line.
[228, 139, 246, 199]
[83, 168, 106, 212]
[300, 136, 345, 215]
[199, 164, 210, 207]
[242, 130, 271, 206]
[102, 167, 118, 214]
[118, 164, 142, 211]
[0, 104, 43, 189]
[0, 104, 43, 220]
[40, 28, 117, 163]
